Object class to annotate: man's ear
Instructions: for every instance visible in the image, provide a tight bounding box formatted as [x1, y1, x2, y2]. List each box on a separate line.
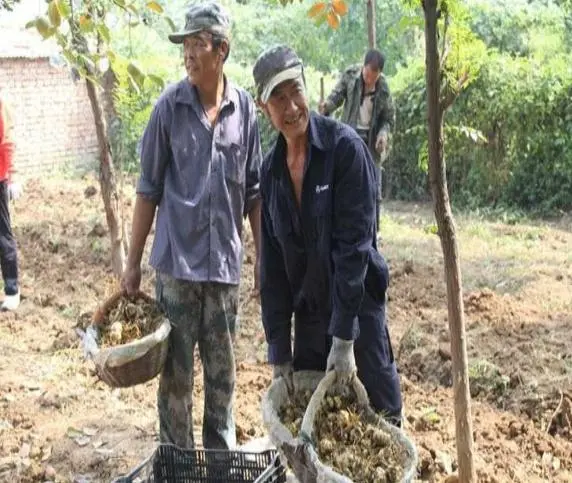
[256, 99, 269, 118]
[220, 39, 230, 59]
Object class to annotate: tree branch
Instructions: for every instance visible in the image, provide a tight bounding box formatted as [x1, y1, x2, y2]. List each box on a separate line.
[438, 11, 450, 73]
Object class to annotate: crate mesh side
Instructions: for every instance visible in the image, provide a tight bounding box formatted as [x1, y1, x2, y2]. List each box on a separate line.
[118, 445, 286, 483]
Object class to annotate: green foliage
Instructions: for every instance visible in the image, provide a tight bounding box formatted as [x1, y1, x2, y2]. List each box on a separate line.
[27, 0, 174, 89]
[110, 56, 167, 172]
[390, 51, 572, 213]
[468, 0, 565, 57]
[0, 0, 20, 11]
[26, 0, 569, 215]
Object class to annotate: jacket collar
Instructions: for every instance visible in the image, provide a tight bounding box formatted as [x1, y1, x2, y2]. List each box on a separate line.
[175, 76, 239, 110]
[270, 112, 327, 179]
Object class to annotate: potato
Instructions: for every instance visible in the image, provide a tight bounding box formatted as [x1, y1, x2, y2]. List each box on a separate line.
[277, 386, 408, 483]
[100, 294, 163, 347]
[313, 392, 406, 483]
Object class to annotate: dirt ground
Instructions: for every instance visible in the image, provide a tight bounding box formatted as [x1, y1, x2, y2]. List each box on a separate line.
[0, 177, 571, 483]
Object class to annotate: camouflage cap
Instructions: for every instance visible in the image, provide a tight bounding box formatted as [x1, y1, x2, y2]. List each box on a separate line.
[168, 1, 231, 44]
[253, 45, 304, 102]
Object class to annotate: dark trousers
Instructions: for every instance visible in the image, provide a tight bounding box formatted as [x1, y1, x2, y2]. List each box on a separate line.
[292, 292, 402, 422]
[374, 165, 382, 228]
[0, 181, 18, 296]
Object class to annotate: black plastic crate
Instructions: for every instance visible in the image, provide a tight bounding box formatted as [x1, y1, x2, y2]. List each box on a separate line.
[114, 444, 287, 483]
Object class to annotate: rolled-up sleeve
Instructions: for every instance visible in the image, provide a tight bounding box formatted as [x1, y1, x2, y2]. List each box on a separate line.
[136, 100, 171, 202]
[260, 179, 293, 365]
[329, 136, 377, 341]
[243, 101, 262, 217]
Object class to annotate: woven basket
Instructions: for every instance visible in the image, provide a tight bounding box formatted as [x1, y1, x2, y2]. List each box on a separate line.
[91, 290, 171, 388]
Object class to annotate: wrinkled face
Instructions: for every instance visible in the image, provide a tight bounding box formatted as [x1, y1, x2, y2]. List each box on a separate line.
[261, 79, 309, 140]
[183, 32, 227, 86]
[362, 63, 381, 90]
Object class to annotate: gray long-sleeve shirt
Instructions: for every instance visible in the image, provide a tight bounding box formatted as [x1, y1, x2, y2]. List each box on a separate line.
[137, 78, 262, 285]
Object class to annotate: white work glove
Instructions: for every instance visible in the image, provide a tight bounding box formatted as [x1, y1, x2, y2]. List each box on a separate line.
[8, 182, 22, 201]
[273, 362, 294, 395]
[326, 336, 356, 384]
[75, 326, 100, 360]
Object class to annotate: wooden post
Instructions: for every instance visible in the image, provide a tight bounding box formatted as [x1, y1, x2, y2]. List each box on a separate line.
[423, 0, 476, 481]
[366, 0, 376, 49]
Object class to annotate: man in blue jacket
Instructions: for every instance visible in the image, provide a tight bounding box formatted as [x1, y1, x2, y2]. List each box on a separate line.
[253, 45, 402, 423]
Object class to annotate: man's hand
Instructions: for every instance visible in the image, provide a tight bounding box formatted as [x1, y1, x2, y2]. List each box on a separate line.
[375, 132, 388, 155]
[121, 264, 142, 296]
[318, 101, 327, 115]
[273, 361, 294, 394]
[8, 182, 22, 201]
[326, 336, 356, 384]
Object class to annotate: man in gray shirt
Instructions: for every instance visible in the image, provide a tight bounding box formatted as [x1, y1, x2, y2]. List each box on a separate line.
[121, 2, 262, 451]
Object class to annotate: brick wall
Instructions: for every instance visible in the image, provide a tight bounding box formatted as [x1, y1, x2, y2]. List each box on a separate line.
[0, 57, 99, 177]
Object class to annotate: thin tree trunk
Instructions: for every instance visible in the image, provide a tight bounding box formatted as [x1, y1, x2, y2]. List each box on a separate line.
[423, 1, 475, 481]
[366, 0, 376, 49]
[100, 68, 130, 256]
[85, 77, 126, 278]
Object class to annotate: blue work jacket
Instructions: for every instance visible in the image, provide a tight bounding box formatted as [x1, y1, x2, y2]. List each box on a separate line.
[260, 113, 389, 364]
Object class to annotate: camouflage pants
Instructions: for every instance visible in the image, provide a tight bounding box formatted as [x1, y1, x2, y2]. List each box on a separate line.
[155, 272, 239, 450]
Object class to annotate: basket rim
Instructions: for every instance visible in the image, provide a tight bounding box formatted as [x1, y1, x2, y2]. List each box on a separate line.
[95, 317, 171, 357]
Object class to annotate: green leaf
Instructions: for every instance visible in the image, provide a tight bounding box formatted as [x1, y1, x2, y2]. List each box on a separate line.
[314, 11, 328, 26]
[164, 16, 176, 32]
[126, 73, 141, 94]
[35, 17, 52, 38]
[79, 15, 94, 33]
[107, 50, 116, 63]
[48, 0, 61, 27]
[97, 24, 111, 43]
[127, 62, 145, 90]
[25, 19, 37, 29]
[87, 74, 101, 85]
[79, 54, 96, 73]
[146, 1, 163, 13]
[126, 4, 139, 15]
[56, 0, 71, 19]
[113, 0, 126, 7]
[62, 49, 76, 64]
[147, 73, 165, 89]
[54, 31, 67, 45]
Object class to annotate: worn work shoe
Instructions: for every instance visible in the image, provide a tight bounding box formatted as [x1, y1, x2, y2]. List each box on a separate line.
[1, 292, 20, 311]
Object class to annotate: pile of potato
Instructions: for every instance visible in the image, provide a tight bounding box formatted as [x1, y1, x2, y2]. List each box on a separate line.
[279, 390, 406, 483]
[278, 389, 313, 436]
[99, 295, 164, 347]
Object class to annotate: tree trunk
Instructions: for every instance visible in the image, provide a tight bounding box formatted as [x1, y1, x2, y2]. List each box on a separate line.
[85, 77, 126, 278]
[366, 0, 376, 49]
[100, 68, 130, 256]
[423, 1, 476, 481]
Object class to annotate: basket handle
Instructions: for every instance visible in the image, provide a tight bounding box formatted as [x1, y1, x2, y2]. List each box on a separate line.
[92, 290, 124, 325]
[299, 371, 370, 442]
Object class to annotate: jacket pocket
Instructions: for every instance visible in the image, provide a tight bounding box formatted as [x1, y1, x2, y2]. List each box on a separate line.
[364, 248, 389, 305]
